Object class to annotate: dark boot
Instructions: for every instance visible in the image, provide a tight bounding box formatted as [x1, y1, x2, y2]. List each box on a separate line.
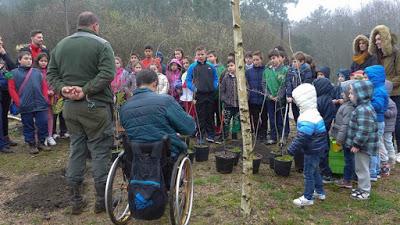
[94, 182, 106, 213]
[70, 184, 87, 215]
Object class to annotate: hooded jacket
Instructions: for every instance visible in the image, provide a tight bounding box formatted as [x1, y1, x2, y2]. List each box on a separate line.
[369, 25, 400, 96]
[337, 68, 351, 81]
[245, 65, 266, 105]
[287, 83, 327, 155]
[313, 77, 335, 131]
[384, 80, 397, 133]
[350, 34, 378, 73]
[345, 81, 378, 155]
[364, 65, 388, 122]
[330, 80, 356, 144]
[316, 66, 330, 79]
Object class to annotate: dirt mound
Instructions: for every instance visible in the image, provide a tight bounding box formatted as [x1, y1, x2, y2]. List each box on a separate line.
[4, 170, 70, 212]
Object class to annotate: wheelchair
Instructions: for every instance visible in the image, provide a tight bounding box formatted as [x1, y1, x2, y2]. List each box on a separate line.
[105, 134, 194, 225]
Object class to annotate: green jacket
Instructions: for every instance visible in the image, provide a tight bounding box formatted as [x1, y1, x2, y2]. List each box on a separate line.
[47, 28, 115, 103]
[263, 65, 288, 98]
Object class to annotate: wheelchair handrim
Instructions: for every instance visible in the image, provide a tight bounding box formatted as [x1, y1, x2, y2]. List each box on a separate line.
[174, 156, 194, 225]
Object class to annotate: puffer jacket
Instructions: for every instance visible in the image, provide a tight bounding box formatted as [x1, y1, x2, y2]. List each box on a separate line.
[345, 80, 378, 156]
[120, 88, 196, 156]
[245, 65, 265, 105]
[313, 77, 335, 131]
[8, 66, 48, 113]
[384, 80, 397, 133]
[288, 83, 327, 156]
[351, 34, 378, 73]
[330, 80, 356, 144]
[364, 65, 388, 122]
[369, 25, 400, 96]
[285, 63, 313, 98]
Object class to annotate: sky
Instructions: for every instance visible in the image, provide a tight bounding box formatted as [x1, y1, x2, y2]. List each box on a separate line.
[287, 0, 373, 21]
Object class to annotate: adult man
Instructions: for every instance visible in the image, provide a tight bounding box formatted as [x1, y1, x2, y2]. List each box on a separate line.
[0, 36, 18, 149]
[18, 30, 49, 60]
[369, 25, 400, 154]
[47, 11, 115, 215]
[120, 69, 195, 157]
[350, 34, 377, 72]
[140, 45, 161, 71]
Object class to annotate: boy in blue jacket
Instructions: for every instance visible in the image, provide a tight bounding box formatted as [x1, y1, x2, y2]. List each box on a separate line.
[288, 83, 327, 207]
[364, 65, 388, 181]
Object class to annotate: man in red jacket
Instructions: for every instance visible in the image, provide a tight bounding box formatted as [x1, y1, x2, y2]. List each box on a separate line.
[19, 30, 49, 60]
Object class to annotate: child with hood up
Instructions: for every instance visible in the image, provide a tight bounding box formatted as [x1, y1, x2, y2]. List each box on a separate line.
[346, 80, 378, 200]
[364, 65, 388, 181]
[332, 69, 351, 108]
[331, 80, 356, 189]
[288, 83, 327, 207]
[166, 58, 183, 102]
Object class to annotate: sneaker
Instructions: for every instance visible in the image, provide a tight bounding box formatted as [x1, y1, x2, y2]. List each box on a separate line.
[265, 139, 277, 145]
[351, 189, 370, 200]
[60, 133, 70, 139]
[45, 137, 57, 146]
[322, 176, 334, 184]
[313, 191, 326, 200]
[293, 195, 314, 207]
[370, 177, 378, 182]
[53, 133, 60, 139]
[27, 143, 39, 154]
[213, 136, 223, 144]
[335, 179, 353, 189]
[206, 137, 215, 143]
[37, 143, 51, 151]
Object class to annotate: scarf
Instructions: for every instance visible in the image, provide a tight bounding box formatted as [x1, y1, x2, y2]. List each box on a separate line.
[352, 51, 369, 65]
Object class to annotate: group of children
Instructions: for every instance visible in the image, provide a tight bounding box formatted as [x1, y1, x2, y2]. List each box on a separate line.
[0, 50, 69, 154]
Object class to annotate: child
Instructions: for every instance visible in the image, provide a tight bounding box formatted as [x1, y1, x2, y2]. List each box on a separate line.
[331, 80, 356, 189]
[111, 56, 130, 94]
[313, 77, 335, 183]
[383, 80, 397, 170]
[34, 52, 57, 146]
[220, 60, 240, 140]
[245, 51, 253, 70]
[364, 65, 388, 180]
[140, 45, 161, 71]
[263, 49, 289, 144]
[207, 50, 225, 135]
[186, 46, 219, 144]
[149, 64, 169, 94]
[121, 62, 140, 98]
[166, 58, 183, 102]
[350, 70, 365, 80]
[8, 51, 50, 154]
[331, 69, 351, 108]
[180, 57, 196, 119]
[245, 51, 268, 140]
[287, 83, 327, 207]
[286, 51, 313, 122]
[346, 80, 378, 200]
[316, 66, 331, 79]
[174, 48, 185, 66]
[125, 52, 140, 73]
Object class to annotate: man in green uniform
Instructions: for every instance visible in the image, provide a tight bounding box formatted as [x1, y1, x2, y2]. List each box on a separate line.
[47, 11, 115, 215]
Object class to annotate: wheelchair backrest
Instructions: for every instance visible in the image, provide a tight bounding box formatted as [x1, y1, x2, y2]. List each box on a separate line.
[129, 135, 171, 159]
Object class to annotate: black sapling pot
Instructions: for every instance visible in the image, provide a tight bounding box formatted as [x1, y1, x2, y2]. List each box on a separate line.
[227, 146, 242, 166]
[274, 155, 293, 177]
[268, 151, 282, 169]
[215, 151, 236, 174]
[253, 153, 263, 174]
[194, 145, 210, 162]
[188, 149, 195, 163]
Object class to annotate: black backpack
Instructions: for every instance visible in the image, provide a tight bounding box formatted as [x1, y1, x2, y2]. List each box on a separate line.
[128, 139, 169, 220]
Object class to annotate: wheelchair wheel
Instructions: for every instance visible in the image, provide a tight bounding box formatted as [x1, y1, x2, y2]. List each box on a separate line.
[169, 154, 194, 225]
[105, 152, 131, 225]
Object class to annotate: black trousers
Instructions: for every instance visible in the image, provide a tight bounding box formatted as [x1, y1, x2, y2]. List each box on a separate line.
[1, 90, 11, 137]
[249, 103, 268, 139]
[195, 92, 215, 139]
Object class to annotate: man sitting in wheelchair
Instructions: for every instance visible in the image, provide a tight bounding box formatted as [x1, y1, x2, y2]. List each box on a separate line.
[119, 69, 195, 221]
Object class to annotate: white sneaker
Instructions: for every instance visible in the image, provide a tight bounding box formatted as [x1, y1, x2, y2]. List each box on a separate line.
[313, 191, 326, 200]
[53, 134, 60, 139]
[293, 195, 314, 207]
[61, 133, 70, 139]
[396, 154, 400, 163]
[46, 137, 57, 146]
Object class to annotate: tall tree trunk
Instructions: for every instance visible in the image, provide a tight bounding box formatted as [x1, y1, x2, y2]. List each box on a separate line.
[231, 0, 253, 217]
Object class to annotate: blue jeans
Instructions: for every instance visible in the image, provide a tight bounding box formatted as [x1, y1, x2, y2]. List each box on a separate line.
[21, 110, 48, 144]
[304, 154, 324, 200]
[343, 146, 355, 182]
[320, 125, 333, 177]
[370, 122, 384, 178]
